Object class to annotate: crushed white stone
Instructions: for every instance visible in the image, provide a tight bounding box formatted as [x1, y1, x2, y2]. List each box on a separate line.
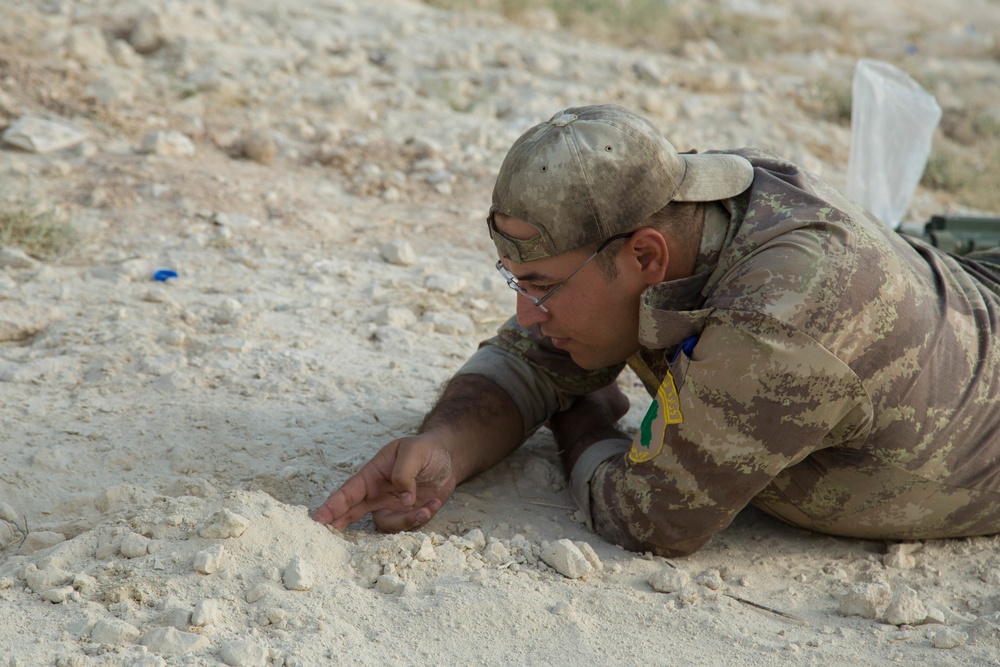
[541, 539, 593, 579]
[883, 585, 928, 626]
[649, 566, 691, 594]
[282, 556, 315, 591]
[91, 618, 141, 645]
[139, 130, 195, 157]
[839, 582, 892, 619]
[140, 626, 211, 656]
[219, 637, 269, 667]
[120, 532, 151, 558]
[193, 544, 226, 574]
[931, 627, 969, 649]
[198, 509, 250, 539]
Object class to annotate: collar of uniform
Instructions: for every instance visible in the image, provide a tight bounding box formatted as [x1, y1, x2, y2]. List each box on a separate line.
[635, 199, 735, 349]
[637, 271, 713, 349]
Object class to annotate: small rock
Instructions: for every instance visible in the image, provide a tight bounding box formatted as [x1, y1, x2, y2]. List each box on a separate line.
[245, 583, 271, 604]
[131, 656, 167, 667]
[107, 40, 143, 70]
[374, 306, 417, 328]
[541, 539, 593, 579]
[282, 556, 315, 591]
[465, 529, 487, 551]
[982, 568, 1000, 585]
[574, 541, 603, 571]
[239, 131, 277, 165]
[838, 582, 891, 619]
[883, 542, 920, 569]
[375, 573, 405, 594]
[91, 618, 141, 645]
[632, 59, 667, 85]
[193, 545, 226, 574]
[95, 485, 155, 514]
[139, 627, 211, 656]
[24, 566, 72, 594]
[264, 607, 288, 626]
[164, 478, 217, 499]
[649, 566, 691, 594]
[0, 502, 18, 523]
[550, 599, 574, 616]
[120, 532, 151, 558]
[424, 273, 466, 295]
[191, 599, 221, 627]
[199, 509, 250, 539]
[40, 585, 75, 603]
[0, 303, 61, 343]
[522, 49, 563, 76]
[72, 573, 98, 594]
[129, 8, 166, 54]
[0, 522, 14, 550]
[414, 538, 436, 562]
[422, 312, 473, 335]
[212, 299, 243, 324]
[680, 38, 725, 62]
[213, 213, 262, 229]
[219, 637, 268, 667]
[696, 569, 725, 591]
[435, 542, 466, 568]
[380, 240, 417, 266]
[140, 131, 195, 157]
[883, 585, 928, 626]
[65, 25, 110, 67]
[924, 606, 948, 624]
[931, 627, 969, 649]
[157, 607, 192, 631]
[482, 540, 510, 565]
[0, 247, 40, 269]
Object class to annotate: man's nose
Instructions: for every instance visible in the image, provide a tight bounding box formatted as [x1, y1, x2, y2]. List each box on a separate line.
[515, 293, 550, 328]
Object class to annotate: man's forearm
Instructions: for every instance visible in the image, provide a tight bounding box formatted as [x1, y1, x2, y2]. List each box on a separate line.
[548, 386, 630, 474]
[418, 374, 525, 484]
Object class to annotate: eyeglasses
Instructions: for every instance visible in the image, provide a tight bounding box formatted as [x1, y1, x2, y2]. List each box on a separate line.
[494, 232, 635, 312]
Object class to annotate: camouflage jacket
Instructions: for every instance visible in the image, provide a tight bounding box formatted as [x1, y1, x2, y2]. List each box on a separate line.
[458, 148, 1000, 557]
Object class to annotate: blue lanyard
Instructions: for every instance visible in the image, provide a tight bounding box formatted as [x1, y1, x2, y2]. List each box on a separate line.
[671, 335, 699, 363]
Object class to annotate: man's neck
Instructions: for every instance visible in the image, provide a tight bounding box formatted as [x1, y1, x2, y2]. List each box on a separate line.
[663, 203, 705, 281]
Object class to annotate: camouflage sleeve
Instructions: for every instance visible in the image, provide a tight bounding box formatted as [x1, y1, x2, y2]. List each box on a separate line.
[587, 310, 873, 557]
[455, 316, 625, 438]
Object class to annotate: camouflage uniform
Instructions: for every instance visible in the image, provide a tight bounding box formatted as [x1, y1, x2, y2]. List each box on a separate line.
[459, 148, 1000, 557]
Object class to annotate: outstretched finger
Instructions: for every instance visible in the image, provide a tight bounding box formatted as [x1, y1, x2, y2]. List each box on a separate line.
[311, 472, 371, 525]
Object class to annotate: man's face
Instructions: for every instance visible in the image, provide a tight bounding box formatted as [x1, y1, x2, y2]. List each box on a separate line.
[493, 214, 646, 370]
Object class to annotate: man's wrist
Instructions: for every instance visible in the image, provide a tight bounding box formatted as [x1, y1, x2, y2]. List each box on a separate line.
[568, 438, 631, 528]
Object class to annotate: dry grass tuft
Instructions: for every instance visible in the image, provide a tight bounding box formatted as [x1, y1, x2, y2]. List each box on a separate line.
[0, 205, 75, 260]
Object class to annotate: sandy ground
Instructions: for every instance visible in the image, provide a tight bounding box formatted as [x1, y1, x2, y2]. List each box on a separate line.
[2, 0, 1000, 665]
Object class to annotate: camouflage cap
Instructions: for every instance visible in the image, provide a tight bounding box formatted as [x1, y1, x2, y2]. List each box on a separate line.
[488, 104, 754, 263]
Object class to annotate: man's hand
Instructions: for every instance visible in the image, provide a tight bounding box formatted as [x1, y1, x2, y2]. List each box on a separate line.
[311, 433, 457, 532]
[312, 374, 524, 533]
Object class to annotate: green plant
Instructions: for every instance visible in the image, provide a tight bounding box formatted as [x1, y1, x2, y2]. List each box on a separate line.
[814, 75, 854, 125]
[0, 205, 74, 259]
[922, 140, 1000, 212]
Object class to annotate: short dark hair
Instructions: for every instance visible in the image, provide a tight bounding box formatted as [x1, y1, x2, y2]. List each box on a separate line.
[594, 201, 705, 280]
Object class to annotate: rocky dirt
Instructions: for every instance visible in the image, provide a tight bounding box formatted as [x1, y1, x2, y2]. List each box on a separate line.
[2, 0, 1000, 665]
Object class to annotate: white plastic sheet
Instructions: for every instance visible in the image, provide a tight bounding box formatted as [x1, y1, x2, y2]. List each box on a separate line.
[846, 59, 942, 229]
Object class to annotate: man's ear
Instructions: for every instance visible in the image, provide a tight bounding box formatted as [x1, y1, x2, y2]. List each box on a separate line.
[626, 228, 669, 285]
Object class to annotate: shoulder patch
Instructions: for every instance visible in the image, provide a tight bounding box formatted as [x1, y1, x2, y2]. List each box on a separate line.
[628, 369, 683, 463]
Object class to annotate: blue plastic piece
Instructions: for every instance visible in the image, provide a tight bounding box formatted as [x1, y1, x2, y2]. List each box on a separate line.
[153, 269, 178, 282]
